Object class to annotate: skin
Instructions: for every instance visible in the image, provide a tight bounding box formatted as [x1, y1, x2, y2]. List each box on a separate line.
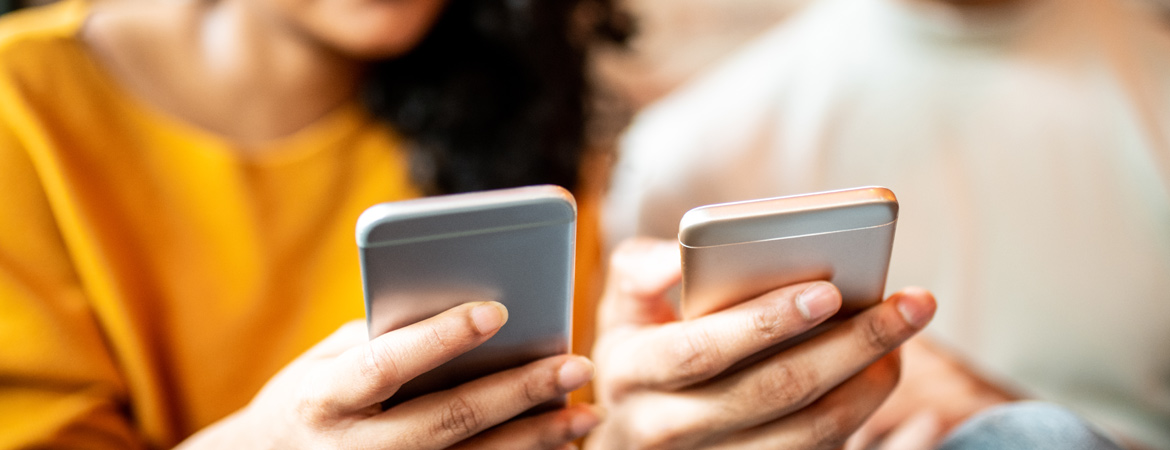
[843, 338, 1016, 450]
[82, 0, 443, 146]
[82, 0, 602, 447]
[587, 239, 938, 449]
[177, 303, 601, 449]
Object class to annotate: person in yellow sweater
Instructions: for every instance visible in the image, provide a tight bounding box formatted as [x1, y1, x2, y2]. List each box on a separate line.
[0, 0, 626, 447]
[0, 0, 944, 448]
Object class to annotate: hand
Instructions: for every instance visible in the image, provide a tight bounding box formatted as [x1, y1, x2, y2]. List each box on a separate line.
[844, 337, 1015, 450]
[177, 302, 601, 449]
[585, 238, 937, 449]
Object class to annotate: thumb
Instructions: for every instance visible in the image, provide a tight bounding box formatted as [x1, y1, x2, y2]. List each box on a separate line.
[597, 238, 682, 333]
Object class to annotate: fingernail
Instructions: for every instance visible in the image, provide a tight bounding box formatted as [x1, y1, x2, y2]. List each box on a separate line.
[896, 288, 935, 329]
[568, 409, 603, 440]
[471, 302, 508, 334]
[796, 283, 840, 321]
[557, 356, 595, 391]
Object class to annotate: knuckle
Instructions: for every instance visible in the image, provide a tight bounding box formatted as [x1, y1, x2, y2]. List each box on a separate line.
[750, 305, 794, 342]
[521, 367, 560, 404]
[757, 363, 819, 408]
[426, 323, 457, 354]
[359, 343, 401, 385]
[291, 383, 333, 429]
[860, 315, 900, 352]
[436, 396, 484, 440]
[670, 329, 723, 383]
[808, 407, 852, 449]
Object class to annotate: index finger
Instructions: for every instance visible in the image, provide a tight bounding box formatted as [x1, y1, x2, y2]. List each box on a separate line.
[603, 281, 842, 392]
[313, 301, 509, 415]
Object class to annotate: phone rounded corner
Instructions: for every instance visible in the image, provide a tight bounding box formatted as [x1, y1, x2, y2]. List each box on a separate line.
[678, 207, 714, 247]
[875, 184, 898, 206]
[355, 203, 393, 248]
[862, 186, 899, 220]
[531, 184, 578, 221]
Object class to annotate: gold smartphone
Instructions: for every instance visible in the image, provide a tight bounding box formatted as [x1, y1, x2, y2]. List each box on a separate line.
[680, 186, 898, 320]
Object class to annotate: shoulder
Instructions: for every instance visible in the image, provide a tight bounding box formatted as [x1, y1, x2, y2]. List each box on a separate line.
[0, 0, 87, 65]
[0, 0, 86, 40]
[0, 1, 94, 104]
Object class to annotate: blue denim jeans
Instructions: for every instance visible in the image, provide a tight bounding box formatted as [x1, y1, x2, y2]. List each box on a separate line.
[938, 402, 1125, 450]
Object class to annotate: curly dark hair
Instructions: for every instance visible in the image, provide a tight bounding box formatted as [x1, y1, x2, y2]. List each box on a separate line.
[361, 0, 629, 195]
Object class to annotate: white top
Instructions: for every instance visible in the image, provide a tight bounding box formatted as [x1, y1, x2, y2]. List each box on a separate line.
[604, 0, 1170, 446]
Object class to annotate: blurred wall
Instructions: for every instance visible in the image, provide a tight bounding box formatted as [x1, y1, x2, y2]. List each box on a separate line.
[594, 0, 813, 110]
[594, 0, 1169, 113]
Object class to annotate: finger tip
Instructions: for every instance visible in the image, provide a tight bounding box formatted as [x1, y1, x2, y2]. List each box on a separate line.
[795, 282, 843, 321]
[894, 288, 937, 329]
[567, 406, 604, 440]
[558, 356, 596, 390]
[471, 301, 509, 334]
[495, 301, 510, 323]
[489, 301, 509, 320]
[805, 280, 844, 300]
[573, 355, 597, 376]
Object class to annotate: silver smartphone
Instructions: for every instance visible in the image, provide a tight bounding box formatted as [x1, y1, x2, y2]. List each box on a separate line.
[357, 185, 576, 408]
[680, 186, 898, 322]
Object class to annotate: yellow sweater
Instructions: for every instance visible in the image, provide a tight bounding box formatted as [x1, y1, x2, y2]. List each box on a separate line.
[0, 2, 604, 448]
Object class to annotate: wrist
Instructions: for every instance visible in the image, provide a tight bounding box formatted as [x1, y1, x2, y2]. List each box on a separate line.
[174, 406, 272, 450]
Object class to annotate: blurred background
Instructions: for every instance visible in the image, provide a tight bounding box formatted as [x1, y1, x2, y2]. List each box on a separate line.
[591, 0, 811, 110]
[3, 0, 1166, 141]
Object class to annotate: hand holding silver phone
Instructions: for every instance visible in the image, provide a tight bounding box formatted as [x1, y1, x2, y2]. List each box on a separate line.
[680, 187, 898, 322]
[356, 185, 576, 408]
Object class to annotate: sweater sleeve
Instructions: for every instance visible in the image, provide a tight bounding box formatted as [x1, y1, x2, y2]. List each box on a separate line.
[0, 108, 144, 449]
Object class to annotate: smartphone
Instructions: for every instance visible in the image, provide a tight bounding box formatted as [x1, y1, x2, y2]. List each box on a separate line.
[680, 186, 898, 322]
[357, 185, 576, 408]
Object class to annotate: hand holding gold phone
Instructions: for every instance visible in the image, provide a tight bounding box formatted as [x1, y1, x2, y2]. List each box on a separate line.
[680, 187, 899, 350]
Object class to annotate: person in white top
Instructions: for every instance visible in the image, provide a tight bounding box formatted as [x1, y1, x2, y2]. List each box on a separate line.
[604, 0, 1170, 447]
